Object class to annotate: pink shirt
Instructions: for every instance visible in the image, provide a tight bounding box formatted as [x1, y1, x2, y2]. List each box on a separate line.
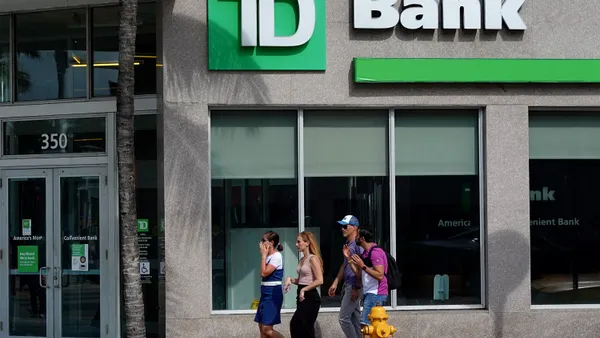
[361, 246, 388, 296]
[297, 254, 316, 285]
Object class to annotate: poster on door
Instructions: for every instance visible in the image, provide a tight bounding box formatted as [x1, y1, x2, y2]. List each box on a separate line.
[18, 246, 38, 273]
[72, 244, 89, 272]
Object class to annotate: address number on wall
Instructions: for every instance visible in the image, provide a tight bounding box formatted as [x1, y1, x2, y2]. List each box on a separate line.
[41, 133, 68, 150]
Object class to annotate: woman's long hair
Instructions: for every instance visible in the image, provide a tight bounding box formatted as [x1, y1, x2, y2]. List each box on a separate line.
[299, 231, 323, 269]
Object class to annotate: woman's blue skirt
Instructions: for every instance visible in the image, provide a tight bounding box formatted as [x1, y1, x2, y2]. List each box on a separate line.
[254, 285, 283, 326]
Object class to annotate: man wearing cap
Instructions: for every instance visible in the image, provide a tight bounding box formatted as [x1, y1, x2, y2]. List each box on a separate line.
[328, 215, 364, 338]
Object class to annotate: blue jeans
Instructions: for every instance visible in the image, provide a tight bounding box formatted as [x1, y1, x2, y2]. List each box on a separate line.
[360, 294, 388, 326]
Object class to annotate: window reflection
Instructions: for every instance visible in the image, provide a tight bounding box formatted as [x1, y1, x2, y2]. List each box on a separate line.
[395, 176, 481, 305]
[529, 113, 600, 305]
[305, 176, 390, 307]
[0, 15, 9, 102]
[530, 160, 600, 305]
[125, 115, 162, 337]
[212, 179, 299, 310]
[60, 176, 101, 337]
[92, 4, 157, 97]
[8, 178, 47, 336]
[210, 111, 299, 310]
[15, 9, 87, 101]
[394, 112, 481, 306]
[303, 110, 390, 308]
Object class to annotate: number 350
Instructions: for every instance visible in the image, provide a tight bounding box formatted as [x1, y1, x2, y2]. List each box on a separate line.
[41, 133, 68, 150]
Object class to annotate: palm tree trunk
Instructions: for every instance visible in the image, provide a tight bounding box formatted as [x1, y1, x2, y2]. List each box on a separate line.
[117, 0, 146, 337]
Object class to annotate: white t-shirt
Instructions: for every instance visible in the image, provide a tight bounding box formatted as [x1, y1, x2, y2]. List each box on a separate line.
[362, 271, 379, 295]
[264, 252, 284, 282]
[267, 252, 283, 270]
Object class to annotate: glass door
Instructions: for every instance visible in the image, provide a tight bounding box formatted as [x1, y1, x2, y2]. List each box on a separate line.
[1, 169, 53, 338]
[54, 168, 106, 338]
[0, 167, 108, 338]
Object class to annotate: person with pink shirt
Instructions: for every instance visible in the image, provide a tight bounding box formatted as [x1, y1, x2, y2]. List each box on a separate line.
[284, 231, 324, 338]
[348, 227, 388, 327]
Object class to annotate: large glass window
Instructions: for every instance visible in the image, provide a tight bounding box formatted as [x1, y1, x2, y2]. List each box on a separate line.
[211, 111, 299, 310]
[395, 111, 481, 306]
[135, 115, 161, 337]
[530, 112, 600, 305]
[304, 110, 390, 307]
[210, 109, 483, 310]
[15, 9, 87, 101]
[92, 3, 157, 97]
[0, 15, 9, 102]
[120, 114, 163, 337]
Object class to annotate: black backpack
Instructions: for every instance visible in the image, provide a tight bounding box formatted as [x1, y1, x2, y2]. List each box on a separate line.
[366, 245, 402, 291]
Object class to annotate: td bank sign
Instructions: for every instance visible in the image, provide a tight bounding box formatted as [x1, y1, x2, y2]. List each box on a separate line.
[208, 0, 526, 71]
[356, 0, 526, 30]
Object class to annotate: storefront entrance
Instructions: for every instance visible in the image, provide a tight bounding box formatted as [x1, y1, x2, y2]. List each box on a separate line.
[0, 166, 110, 338]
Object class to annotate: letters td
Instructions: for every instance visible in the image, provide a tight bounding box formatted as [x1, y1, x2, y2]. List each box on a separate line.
[240, 0, 316, 47]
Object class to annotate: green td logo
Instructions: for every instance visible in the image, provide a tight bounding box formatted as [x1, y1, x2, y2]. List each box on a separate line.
[208, 0, 326, 70]
[137, 219, 149, 233]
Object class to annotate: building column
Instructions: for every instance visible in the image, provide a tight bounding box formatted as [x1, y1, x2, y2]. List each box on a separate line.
[161, 0, 212, 336]
[484, 105, 531, 335]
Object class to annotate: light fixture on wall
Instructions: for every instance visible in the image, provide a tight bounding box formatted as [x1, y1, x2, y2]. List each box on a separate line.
[70, 55, 153, 67]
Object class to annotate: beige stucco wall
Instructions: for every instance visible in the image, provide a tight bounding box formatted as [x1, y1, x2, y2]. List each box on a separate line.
[159, 0, 600, 336]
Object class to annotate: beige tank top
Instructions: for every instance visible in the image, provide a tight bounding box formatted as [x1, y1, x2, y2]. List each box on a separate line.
[296, 254, 316, 286]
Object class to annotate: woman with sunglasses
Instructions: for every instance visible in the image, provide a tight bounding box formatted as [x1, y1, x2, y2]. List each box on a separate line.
[255, 231, 285, 338]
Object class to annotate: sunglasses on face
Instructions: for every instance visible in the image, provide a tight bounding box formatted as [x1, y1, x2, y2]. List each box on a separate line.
[341, 224, 349, 230]
[260, 238, 268, 242]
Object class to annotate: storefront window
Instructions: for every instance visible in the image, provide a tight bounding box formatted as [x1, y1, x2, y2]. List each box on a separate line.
[15, 9, 87, 101]
[210, 109, 482, 310]
[0, 15, 9, 102]
[530, 112, 600, 305]
[92, 3, 157, 97]
[395, 111, 481, 305]
[211, 111, 298, 310]
[304, 110, 390, 308]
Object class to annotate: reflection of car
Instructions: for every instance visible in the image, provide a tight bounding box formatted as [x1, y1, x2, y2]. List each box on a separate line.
[532, 273, 600, 293]
[410, 228, 480, 251]
[397, 227, 481, 300]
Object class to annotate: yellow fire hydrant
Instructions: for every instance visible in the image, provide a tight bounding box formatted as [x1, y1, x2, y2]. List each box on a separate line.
[360, 304, 398, 337]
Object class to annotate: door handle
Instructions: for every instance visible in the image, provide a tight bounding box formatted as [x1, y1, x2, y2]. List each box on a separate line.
[57, 268, 70, 288]
[39, 267, 48, 288]
[53, 267, 61, 288]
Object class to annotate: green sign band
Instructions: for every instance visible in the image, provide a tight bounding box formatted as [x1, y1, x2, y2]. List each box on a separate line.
[354, 58, 600, 83]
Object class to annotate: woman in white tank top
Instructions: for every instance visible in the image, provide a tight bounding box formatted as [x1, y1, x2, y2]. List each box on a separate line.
[284, 231, 324, 338]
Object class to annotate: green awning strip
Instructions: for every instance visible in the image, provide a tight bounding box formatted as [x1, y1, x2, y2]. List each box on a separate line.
[353, 58, 600, 83]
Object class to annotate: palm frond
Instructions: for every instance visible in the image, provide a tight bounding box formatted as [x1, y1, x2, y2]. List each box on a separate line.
[0, 59, 32, 93]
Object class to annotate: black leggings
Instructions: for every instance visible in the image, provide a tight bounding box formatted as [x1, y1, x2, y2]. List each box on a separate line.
[290, 286, 321, 338]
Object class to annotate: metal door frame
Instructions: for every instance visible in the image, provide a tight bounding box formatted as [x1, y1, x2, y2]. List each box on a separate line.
[53, 167, 108, 338]
[0, 166, 110, 338]
[0, 169, 54, 338]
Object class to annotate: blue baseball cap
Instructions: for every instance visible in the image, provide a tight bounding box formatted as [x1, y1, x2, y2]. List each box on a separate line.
[337, 215, 359, 227]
